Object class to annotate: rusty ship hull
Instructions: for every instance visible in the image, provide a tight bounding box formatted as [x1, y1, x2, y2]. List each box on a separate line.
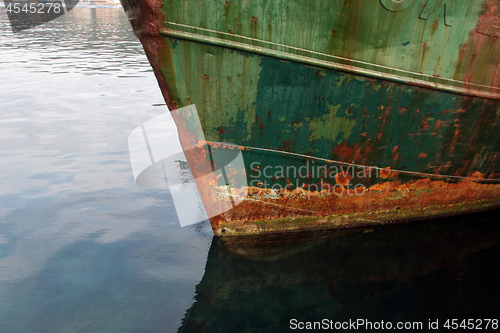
[122, 0, 500, 236]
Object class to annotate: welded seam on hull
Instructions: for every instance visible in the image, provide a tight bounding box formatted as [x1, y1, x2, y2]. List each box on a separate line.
[160, 25, 500, 101]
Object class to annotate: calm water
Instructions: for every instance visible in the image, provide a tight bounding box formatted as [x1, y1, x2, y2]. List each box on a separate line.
[0, 6, 212, 333]
[0, 6, 499, 333]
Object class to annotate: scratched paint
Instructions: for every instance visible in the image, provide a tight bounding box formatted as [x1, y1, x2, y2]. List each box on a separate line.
[160, 0, 498, 97]
[121, 0, 500, 236]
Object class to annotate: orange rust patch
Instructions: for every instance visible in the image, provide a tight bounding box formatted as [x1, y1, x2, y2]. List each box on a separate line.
[420, 117, 430, 131]
[471, 171, 484, 179]
[214, 176, 500, 236]
[477, 0, 500, 38]
[432, 161, 452, 175]
[390, 145, 401, 161]
[431, 119, 443, 135]
[379, 167, 398, 179]
[457, 0, 500, 90]
[334, 171, 353, 187]
[331, 141, 374, 165]
[418, 153, 427, 159]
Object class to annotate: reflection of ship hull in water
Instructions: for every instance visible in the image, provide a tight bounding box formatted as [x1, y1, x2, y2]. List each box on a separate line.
[122, 0, 500, 236]
[178, 211, 500, 332]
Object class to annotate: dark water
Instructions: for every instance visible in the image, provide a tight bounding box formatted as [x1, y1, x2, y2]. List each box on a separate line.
[181, 214, 500, 332]
[1, 6, 499, 333]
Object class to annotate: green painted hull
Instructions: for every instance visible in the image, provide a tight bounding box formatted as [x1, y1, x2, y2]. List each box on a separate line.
[122, 0, 500, 235]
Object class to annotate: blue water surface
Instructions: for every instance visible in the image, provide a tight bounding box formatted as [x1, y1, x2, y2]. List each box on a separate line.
[1, 6, 499, 333]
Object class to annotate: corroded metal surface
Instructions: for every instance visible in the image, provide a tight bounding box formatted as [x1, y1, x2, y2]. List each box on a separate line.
[122, 0, 500, 236]
[160, 0, 500, 99]
[216, 181, 500, 236]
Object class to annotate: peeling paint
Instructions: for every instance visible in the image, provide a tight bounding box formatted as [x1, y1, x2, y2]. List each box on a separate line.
[122, 0, 500, 236]
[307, 104, 356, 141]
